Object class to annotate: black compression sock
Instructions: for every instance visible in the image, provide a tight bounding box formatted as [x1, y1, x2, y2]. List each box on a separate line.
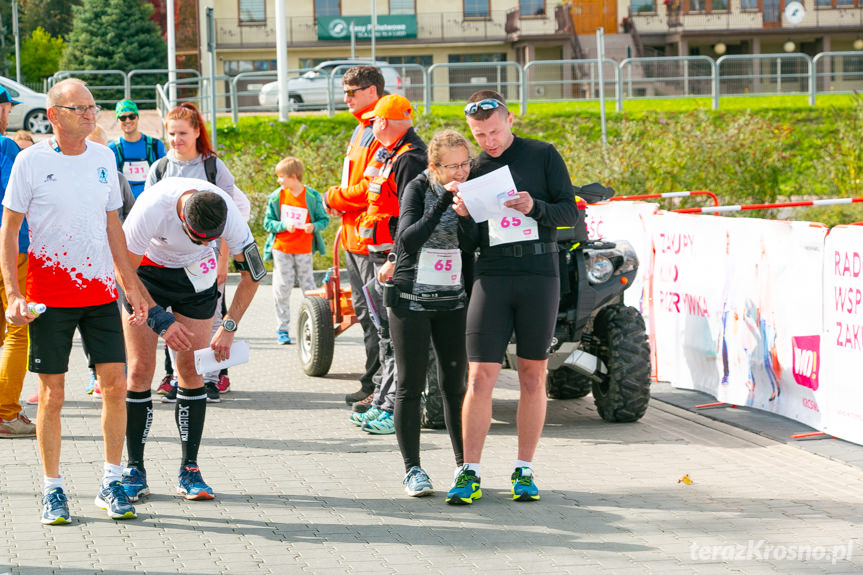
[126, 389, 153, 471]
[175, 386, 207, 466]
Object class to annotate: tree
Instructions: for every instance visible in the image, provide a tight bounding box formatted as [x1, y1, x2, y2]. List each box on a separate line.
[20, 0, 80, 40]
[60, 0, 167, 102]
[9, 27, 64, 82]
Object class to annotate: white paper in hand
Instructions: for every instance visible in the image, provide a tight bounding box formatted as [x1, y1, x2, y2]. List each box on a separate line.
[457, 165, 519, 223]
[194, 340, 250, 375]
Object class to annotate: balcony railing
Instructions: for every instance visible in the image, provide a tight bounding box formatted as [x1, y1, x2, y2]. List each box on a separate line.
[630, 4, 863, 33]
[216, 11, 558, 49]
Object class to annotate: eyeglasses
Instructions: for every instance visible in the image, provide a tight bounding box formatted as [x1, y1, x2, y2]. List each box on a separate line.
[118, 114, 137, 122]
[438, 160, 472, 171]
[53, 104, 101, 115]
[463, 98, 506, 116]
[343, 85, 371, 97]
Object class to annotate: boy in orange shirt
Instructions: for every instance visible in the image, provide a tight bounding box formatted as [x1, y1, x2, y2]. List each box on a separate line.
[263, 157, 328, 344]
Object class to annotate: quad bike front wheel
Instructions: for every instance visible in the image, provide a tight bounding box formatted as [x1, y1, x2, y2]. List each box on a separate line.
[546, 368, 593, 400]
[298, 296, 334, 376]
[591, 304, 651, 422]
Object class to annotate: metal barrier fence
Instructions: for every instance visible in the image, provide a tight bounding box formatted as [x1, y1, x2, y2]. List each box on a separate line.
[52, 51, 863, 120]
[49, 69, 201, 108]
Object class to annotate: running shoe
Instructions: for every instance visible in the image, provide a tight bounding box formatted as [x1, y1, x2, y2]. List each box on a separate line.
[161, 384, 178, 403]
[0, 413, 36, 437]
[121, 467, 150, 502]
[511, 467, 540, 502]
[362, 410, 395, 435]
[446, 466, 482, 505]
[85, 371, 97, 395]
[94, 481, 137, 519]
[25, 392, 38, 405]
[156, 374, 174, 395]
[216, 374, 231, 394]
[177, 465, 214, 500]
[277, 331, 292, 345]
[93, 380, 101, 398]
[403, 466, 434, 497]
[204, 381, 220, 403]
[350, 406, 381, 427]
[41, 487, 71, 525]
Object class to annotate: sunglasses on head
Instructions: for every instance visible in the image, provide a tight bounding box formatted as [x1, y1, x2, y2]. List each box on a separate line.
[118, 114, 137, 122]
[464, 98, 506, 116]
[343, 85, 371, 97]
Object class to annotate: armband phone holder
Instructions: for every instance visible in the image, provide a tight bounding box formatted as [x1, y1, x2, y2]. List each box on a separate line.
[236, 242, 267, 282]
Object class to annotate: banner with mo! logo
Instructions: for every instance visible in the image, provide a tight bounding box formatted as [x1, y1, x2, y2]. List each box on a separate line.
[792, 335, 820, 391]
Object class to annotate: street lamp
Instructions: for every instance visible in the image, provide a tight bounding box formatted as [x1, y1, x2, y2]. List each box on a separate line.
[854, 38, 863, 51]
[714, 42, 727, 56]
[783, 40, 796, 53]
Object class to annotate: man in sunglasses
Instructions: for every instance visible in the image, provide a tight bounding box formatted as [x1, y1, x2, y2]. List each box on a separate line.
[324, 65, 386, 409]
[1, 78, 151, 524]
[447, 90, 578, 505]
[119, 176, 262, 504]
[108, 100, 166, 199]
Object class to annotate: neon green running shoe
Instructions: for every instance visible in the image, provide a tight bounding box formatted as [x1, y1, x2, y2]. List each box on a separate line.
[446, 465, 481, 505]
[511, 467, 540, 501]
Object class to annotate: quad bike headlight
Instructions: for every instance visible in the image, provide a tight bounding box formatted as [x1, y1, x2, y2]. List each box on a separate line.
[587, 256, 614, 284]
[584, 240, 639, 285]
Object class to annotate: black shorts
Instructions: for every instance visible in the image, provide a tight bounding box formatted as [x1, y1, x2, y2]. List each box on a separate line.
[466, 274, 560, 363]
[29, 302, 125, 373]
[123, 265, 219, 320]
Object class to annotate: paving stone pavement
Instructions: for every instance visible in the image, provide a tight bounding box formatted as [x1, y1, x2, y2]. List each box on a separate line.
[1, 282, 863, 574]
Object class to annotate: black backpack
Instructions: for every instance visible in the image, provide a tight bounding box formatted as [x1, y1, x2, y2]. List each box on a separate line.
[153, 154, 218, 185]
[110, 135, 161, 171]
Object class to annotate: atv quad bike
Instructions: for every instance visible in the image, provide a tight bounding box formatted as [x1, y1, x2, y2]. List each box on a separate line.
[504, 183, 652, 423]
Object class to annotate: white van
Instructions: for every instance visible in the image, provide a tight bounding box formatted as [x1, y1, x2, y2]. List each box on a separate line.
[258, 60, 405, 110]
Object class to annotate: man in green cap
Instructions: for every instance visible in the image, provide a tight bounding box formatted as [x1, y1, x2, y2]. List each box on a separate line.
[108, 100, 166, 199]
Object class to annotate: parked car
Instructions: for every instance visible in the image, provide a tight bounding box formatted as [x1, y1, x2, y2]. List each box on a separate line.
[258, 60, 405, 111]
[0, 76, 51, 134]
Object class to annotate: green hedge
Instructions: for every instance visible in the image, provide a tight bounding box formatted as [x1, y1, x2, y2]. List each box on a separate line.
[217, 99, 863, 269]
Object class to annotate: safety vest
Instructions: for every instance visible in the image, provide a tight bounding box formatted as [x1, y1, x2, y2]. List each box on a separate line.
[356, 139, 415, 252]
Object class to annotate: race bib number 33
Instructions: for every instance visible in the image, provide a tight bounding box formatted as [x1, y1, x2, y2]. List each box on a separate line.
[184, 249, 218, 293]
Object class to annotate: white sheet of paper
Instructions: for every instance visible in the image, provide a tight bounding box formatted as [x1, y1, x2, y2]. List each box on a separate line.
[194, 340, 250, 375]
[457, 165, 522, 223]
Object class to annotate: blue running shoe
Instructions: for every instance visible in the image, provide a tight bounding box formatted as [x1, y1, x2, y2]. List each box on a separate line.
[41, 487, 71, 525]
[511, 467, 540, 501]
[350, 406, 381, 427]
[446, 465, 481, 505]
[362, 410, 395, 435]
[177, 466, 214, 500]
[121, 467, 150, 502]
[85, 371, 97, 395]
[403, 466, 434, 497]
[95, 481, 137, 519]
[277, 331, 292, 345]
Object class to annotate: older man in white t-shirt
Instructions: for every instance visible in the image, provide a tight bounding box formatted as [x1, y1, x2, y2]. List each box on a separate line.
[0, 78, 152, 525]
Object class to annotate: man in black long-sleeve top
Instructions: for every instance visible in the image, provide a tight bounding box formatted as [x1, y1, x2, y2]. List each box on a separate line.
[448, 90, 578, 505]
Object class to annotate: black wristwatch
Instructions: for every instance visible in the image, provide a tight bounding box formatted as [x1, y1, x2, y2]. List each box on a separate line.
[221, 318, 237, 332]
[387, 252, 397, 264]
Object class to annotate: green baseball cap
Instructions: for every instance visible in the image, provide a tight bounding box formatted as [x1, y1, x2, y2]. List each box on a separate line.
[114, 99, 138, 118]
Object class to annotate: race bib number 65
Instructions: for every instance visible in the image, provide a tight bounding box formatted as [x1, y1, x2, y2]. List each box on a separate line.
[488, 214, 539, 246]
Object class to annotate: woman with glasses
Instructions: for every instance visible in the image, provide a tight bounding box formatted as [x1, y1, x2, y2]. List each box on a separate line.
[386, 129, 473, 497]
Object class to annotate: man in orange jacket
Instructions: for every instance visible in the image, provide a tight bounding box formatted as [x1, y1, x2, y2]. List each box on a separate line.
[325, 66, 385, 407]
[351, 94, 427, 435]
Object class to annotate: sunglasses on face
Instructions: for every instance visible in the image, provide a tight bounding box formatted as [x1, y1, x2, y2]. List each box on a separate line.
[463, 98, 506, 116]
[118, 114, 137, 122]
[343, 85, 371, 97]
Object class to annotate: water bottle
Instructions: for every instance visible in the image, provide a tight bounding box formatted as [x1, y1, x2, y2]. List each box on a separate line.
[28, 302, 46, 316]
